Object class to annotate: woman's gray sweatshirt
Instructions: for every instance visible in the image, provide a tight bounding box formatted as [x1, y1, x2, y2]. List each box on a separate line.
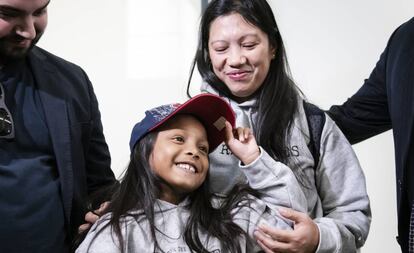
[202, 83, 371, 252]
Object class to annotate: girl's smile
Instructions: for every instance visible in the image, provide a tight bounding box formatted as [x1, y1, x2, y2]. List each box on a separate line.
[150, 114, 209, 204]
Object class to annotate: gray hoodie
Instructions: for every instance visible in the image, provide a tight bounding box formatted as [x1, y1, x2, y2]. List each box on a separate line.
[202, 83, 371, 252]
[76, 148, 308, 253]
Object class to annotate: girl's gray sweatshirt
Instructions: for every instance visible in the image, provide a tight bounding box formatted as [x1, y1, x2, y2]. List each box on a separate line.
[76, 147, 308, 253]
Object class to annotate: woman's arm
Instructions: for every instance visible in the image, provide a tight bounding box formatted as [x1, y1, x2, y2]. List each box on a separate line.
[311, 116, 371, 252]
[254, 116, 371, 253]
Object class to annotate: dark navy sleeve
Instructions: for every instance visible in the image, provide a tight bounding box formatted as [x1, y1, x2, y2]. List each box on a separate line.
[82, 69, 117, 203]
[327, 27, 398, 144]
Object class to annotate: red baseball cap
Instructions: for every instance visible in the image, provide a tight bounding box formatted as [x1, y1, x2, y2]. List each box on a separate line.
[129, 93, 235, 152]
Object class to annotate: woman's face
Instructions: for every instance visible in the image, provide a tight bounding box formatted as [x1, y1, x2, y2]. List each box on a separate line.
[150, 115, 209, 204]
[208, 12, 275, 103]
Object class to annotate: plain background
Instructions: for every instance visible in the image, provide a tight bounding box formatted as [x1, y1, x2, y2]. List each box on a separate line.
[38, 1, 414, 252]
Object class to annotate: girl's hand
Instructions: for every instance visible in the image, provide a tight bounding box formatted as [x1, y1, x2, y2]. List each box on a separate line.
[224, 121, 260, 165]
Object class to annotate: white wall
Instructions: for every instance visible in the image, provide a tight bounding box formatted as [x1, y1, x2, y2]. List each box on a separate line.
[39, 1, 414, 252]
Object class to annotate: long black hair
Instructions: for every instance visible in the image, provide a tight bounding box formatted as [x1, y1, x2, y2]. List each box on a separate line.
[85, 130, 260, 253]
[187, 0, 300, 163]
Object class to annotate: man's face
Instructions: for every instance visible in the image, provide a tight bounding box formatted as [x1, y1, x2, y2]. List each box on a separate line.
[0, 0, 49, 64]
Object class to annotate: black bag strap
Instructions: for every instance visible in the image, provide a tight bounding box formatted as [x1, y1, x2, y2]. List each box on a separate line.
[303, 101, 326, 169]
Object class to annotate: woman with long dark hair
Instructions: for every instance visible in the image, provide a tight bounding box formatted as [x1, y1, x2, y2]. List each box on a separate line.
[187, 0, 371, 252]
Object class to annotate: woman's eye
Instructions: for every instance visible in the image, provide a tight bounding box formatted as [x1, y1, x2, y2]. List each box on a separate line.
[212, 45, 228, 52]
[243, 43, 256, 49]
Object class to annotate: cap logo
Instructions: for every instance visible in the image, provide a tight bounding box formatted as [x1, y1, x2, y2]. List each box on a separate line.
[149, 103, 180, 123]
[213, 116, 226, 131]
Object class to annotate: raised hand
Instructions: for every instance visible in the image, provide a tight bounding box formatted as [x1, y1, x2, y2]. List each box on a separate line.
[224, 121, 260, 165]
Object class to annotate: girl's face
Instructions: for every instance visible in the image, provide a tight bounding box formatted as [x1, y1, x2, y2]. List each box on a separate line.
[150, 114, 209, 204]
[208, 13, 275, 103]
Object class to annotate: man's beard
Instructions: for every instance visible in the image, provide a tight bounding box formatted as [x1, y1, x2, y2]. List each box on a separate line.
[0, 33, 42, 64]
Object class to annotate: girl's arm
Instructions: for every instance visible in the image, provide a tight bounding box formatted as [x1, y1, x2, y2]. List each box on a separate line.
[224, 122, 308, 213]
[224, 123, 310, 251]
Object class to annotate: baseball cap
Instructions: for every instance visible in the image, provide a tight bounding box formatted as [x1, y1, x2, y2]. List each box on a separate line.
[129, 93, 235, 152]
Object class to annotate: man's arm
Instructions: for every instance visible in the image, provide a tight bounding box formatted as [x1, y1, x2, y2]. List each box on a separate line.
[327, 45, 391, 144]
[82, 70, 117, 206]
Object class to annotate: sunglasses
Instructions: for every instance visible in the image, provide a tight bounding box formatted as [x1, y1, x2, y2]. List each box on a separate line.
[0, 81, 14, 139]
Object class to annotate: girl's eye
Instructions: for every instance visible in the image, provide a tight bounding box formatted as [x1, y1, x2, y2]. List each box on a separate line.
[0, 11, 19, 19]
[33, 8, 47, 17]
[173, 136, 184, 142]
[199, 146, 209, 154]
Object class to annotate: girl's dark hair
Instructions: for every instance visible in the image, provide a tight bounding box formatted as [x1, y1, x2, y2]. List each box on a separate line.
[187, 0, 300, 162]
[84, 131, 259, 253]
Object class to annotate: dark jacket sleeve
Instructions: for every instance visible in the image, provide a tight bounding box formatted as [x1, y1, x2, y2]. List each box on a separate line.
[83, 71, 117, 206]
[29, 47, 118, 244]
[327, 28, 397, 144]
[66, 66, 117, 239]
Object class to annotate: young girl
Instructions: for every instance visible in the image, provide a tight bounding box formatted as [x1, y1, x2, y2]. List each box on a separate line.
[76, 94, 307, 253]
[187, 0, 371, 252]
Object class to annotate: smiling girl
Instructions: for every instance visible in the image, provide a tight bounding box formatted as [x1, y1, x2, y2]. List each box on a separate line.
[76, 94, 307, 253]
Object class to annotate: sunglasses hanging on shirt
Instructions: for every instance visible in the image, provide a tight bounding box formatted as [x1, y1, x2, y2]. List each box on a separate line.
[0, 81, 15, 139]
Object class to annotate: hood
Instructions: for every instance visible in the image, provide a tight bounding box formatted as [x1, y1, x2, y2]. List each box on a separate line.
[201, 82, 258, 130]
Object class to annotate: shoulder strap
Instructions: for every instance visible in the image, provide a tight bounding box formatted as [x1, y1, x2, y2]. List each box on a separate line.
[303, 101, 326, 169]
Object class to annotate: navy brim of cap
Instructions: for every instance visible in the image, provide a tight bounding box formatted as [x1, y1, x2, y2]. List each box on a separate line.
[149, 93, 235, 152]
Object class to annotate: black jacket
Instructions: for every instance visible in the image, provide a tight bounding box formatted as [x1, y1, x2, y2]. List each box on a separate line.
[28, 47, 116, 243]
[328, 17, 414, 252]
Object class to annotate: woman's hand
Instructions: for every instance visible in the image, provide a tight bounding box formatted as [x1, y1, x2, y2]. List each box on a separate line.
[224, 121, 260, 165]
[254, 208, 319, 253]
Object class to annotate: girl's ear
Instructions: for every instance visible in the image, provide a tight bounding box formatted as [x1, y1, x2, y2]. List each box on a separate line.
[148, 151, 154, 171]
